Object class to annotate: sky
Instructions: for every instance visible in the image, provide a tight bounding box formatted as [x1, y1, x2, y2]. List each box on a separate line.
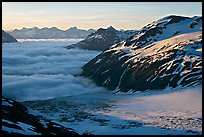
[2, 2, 202, 31]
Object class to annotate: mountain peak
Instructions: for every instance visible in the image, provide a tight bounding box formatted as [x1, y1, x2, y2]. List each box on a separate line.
[107, 26, 115, 31]
[156, 15, 190, 24]
[51, 27, 58, 29]
[50, 27, 59, 31]
[88, 28, 95, 31]
[69, 26, 78, 30]
[22, 27, 27, 30]
[42, 27, 48, 30]
[31, 26, 39, 29]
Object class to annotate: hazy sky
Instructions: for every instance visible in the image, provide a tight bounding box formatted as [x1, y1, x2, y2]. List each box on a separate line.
[2, 2, 202, 31]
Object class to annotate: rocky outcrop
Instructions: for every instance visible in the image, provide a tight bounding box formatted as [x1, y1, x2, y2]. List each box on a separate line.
[2, 97, 79, 135]
[66, 26, 138, 51]
[2, 30, 17, 43]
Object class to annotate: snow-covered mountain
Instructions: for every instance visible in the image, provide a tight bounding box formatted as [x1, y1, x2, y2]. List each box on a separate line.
[66, 26, 138, 51]
[7, 27, 95, 39]
[80, 15, 202, 92]
[2, 30, 17, 43]
[2, 97, 79, 135]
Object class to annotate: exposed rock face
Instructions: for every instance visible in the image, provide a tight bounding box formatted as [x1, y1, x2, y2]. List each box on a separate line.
[2, 97, 79, 135]
[80, 15, 202, 92]
[7, 26, 95, 39]
[2, 30, 17, 43]
[66, 26, 138, 51]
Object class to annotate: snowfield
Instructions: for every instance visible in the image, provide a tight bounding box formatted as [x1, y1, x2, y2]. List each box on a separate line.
[25, 86, 202, 135]
[2, 39, 202, 135]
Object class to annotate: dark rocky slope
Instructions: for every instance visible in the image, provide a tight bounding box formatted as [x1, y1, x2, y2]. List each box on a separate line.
[80, 15, 202, 92]
[2, 30, 17, 43]
[2, 97, 79, 135]
[66, 26, 138, 51]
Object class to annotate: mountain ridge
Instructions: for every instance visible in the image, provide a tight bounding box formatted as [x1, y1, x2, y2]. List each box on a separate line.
[80, 15, 202, 92]
[7, 26, 96, 39]
[66, 26, 138, 51]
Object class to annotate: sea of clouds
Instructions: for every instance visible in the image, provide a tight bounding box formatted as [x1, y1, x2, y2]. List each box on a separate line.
[2, 39, 109, 101]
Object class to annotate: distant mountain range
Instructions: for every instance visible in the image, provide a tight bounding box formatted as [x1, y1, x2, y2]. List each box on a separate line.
[66, 26, 138, 51]
[2, 30, 17, 43]
[80, 15, 202, 92]
[7, 27, 95, 39]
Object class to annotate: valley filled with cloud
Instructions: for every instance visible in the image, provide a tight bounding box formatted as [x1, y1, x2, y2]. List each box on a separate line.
[2, 39, 108, 101]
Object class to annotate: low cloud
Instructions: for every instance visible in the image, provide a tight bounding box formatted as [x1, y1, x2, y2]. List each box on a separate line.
[2, 40, 108, 101]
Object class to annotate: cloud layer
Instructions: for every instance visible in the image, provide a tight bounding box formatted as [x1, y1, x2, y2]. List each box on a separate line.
[2, 39, 108, 101]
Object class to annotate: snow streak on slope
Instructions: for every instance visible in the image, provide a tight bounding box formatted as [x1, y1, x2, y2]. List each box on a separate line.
[108, 31, 202, 57]
[81, 28, 202, 92]
[113, 15, 202, 49]
[2, 39, 103, 101]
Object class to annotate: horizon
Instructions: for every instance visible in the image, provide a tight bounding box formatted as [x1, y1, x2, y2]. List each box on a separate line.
[5, 26, 97, 32]
[2, 2, 202, 31]
[3, 14, 202, 32]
